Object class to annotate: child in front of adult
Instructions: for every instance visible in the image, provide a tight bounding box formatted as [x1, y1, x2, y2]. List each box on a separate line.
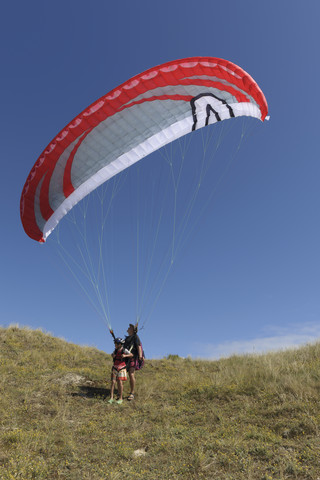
[108, 338, 133, 404]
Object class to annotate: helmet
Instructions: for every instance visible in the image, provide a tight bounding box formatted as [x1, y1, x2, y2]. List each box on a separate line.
[114, 337, 125, 345]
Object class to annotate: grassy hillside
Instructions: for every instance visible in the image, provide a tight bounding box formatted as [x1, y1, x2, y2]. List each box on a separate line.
[1, 326, 320, 479]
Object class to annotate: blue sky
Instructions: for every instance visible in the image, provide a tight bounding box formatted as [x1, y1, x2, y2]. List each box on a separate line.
[1, 1, 320, 359]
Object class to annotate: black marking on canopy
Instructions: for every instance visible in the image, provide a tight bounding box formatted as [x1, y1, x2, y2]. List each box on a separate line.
[190, 93, 235, 131]
[206, 104, 221, 124]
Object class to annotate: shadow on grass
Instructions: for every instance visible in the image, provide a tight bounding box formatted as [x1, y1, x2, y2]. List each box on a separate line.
[71, 386, 110, 399]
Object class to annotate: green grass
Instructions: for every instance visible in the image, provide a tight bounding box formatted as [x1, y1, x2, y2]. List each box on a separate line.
[1, 325, 320, 479]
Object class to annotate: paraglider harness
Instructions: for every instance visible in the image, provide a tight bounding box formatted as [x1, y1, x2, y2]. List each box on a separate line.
[126, 340, 145, 371]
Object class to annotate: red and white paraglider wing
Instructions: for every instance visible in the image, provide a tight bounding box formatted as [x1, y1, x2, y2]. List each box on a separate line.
[20, 57, 268, 242]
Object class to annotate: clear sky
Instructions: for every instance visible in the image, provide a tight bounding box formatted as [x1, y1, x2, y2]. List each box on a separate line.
[1, 1, 320, 359]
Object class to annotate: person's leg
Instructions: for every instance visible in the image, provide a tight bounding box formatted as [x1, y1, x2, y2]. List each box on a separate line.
[128, 367, 135, 399]
[109, 374, 116, 403]
[117, 378, 124, 401]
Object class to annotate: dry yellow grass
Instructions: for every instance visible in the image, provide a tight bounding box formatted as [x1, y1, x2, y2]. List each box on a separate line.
[1, 325, 320, 479]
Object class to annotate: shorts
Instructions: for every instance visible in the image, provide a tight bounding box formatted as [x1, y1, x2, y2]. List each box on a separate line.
[111, 367, 127, 381]
[127, 357, 144, 371]
[127, 358, 136, 370]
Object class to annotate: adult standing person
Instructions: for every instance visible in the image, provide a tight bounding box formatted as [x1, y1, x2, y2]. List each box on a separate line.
[124, 323, 144, 401]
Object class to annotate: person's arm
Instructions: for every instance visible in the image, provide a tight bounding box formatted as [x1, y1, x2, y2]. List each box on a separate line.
[122, 348, 133, 359]
[135, 335, 143, 360]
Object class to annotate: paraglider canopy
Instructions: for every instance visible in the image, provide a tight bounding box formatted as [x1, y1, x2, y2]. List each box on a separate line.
[20, 56, 268, 243]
